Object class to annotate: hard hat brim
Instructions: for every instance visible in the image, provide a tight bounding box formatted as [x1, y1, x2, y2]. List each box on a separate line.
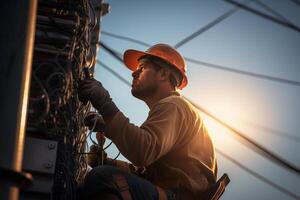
[123, 49, 147, 71]
[123, 49, 188, 89]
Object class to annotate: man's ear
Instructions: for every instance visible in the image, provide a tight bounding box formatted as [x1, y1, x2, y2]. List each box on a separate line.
[158, 68, 171, 81]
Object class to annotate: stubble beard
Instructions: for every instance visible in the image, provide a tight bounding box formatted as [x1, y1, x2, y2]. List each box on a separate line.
[131, 83, 158, 100]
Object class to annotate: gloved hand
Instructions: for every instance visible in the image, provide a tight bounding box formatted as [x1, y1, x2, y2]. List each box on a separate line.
[78, 78, 119, 121]
[84, 112, 105, 132]
[87, 132, 107, 167]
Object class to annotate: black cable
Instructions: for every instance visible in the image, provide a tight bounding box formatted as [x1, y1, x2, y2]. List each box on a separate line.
[113, 151, 121, 160]
[96, 44, 300, 175]
[216, 149, 300, 200]
[96, 58, 300, 198]
[101, 31, 151, 47]
[97, 60, 131, 86]
[88, 0, 97, 30]
[100, 31, 151, 48]
[100, 42, 124, 63]
[103, 141, 113, 150]
[174, 0, 254, 48]
[186, 97, 300, 175]
[254, 0, 294, 25]
[243, 121, 300, 143]
[99, 32, 300, 86]
[185, 57, 300, 86]
[222, 0, 300, 33]
[289, 0, 300, 7]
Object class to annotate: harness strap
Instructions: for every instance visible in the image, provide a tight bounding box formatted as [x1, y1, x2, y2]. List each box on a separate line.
[113, 174, 132, 200]
[156, 186, 168, 200]
[113, 174, 168, 200]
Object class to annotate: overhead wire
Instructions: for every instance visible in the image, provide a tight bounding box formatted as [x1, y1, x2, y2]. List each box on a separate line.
[100, 42, 123, 63]
[98, 43, 300, 175]
[216, 149, 300, 200]
[253, 0, 295, 25]
[289, 0, 300, 7]
[96, 59, 300, 199]
[174, 0, 254, 48]
[184, 57, 300, 86]
[222, 0, 300, 33]
[185, 98, 300, 175]
[101, 31, 151, 47]
[242, 121, 300, 143]
[97, 60, 130, 86]
[99, 32, 300, 87]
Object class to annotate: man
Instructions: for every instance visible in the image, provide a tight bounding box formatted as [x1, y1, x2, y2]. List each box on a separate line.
[78, 44, 217, 200]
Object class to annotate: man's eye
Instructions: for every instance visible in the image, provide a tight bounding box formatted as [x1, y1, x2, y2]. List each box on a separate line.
[139, 66, 145, 71]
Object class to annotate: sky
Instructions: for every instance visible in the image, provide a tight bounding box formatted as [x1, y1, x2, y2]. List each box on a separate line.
[91, 0, 300, 199]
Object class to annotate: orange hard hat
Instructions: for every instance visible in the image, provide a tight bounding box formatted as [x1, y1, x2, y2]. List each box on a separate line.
[123, 44, 188, 89]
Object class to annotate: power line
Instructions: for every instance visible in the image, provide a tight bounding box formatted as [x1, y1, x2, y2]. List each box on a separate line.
[243, 121, 300, 143]
[99, 32, 300, 86]
[174, 0, 254, 48]
[289, 0, 300, 7]
[222, 0, 300, 33]
[185, 98, 300, 175]
[101, 31, 151, 47]
[216, 149, 300, 200]
[175, 0, 299, 48]
[100, 42, 123, 63]
[254, 0, 294, 25]
[185, 57, 300, 86]
[97, 43, 300, 175]
[101, 31, 150, 47]
[96, 60, 130, 86]
[96, 59, 300, 199]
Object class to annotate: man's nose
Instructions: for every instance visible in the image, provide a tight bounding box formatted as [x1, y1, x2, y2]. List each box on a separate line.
[132, 68, 141, 79]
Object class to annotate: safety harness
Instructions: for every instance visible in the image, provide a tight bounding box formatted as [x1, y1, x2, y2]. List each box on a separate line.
[113, 174, 168, 200]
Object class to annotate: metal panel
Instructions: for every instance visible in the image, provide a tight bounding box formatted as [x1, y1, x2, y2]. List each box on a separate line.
[23, 137, 57, 174]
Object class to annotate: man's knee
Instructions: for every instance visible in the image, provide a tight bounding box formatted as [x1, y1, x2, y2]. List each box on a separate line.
[82, 166, 162, 200]
[83, 166, 124, 199]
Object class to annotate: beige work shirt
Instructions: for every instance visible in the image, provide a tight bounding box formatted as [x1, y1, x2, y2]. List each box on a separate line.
[106, 93, 217, 199]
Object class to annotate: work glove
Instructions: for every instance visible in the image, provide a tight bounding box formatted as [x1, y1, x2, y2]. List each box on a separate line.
[84, 112, 106, 132]
[78, 78, 119, 121]
[87, 132, 107, 168]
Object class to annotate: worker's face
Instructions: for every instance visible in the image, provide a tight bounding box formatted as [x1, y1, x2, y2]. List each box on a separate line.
[131, 59, 160, 99]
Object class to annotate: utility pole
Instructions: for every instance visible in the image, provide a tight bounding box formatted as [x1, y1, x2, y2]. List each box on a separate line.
[0, 1, 37, 199]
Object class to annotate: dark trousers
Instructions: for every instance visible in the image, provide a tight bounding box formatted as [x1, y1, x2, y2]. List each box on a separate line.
[82, 165, 176, 200]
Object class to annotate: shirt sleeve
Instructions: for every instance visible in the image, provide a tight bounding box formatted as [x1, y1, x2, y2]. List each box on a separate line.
[105, 102, 182, 166]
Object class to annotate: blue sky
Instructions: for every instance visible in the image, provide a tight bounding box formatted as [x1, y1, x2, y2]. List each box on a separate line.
[91, 0, 300, 199]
